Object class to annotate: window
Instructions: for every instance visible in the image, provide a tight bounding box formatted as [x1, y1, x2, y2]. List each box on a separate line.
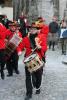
[0, 0, 12, 7]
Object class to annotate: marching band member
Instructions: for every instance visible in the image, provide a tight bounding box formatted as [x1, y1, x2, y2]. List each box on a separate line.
[18, 24, 48, 100]
[6, 21, 22, 77]
[0, 18, 11, 79]
[35, 17, 49, 38]
[29, 17, 49, 49]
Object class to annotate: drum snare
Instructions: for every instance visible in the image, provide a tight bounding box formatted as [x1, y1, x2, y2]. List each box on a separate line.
[24, 53, 44, 73]
[5, 33, 22, 57]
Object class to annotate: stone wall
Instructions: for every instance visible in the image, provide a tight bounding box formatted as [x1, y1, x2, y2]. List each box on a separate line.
[59, 0, 67, 20]
[4, 0, 12, 7]
[0, 6, 13, 20]
[38, 0, 54, 24]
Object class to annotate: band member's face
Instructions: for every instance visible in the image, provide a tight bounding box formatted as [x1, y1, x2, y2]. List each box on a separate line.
[10, 26, 16, 32]
[30, 28, 38, 34]
[37, 29, 41, 33]
[39, 22, 44, 27]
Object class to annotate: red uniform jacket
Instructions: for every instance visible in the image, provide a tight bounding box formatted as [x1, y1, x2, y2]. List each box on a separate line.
[18, 33, 47, 59]
[35, 33, 47, 58]
[0, 23, 11, 49]
[40, 24, 49, 38]
[17, 36, 32, 57]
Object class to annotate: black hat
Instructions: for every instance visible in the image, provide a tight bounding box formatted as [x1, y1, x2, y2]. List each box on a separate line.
[9, 21, 20, 27]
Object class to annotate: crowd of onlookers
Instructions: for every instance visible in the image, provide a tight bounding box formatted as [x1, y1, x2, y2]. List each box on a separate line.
[48, 16, 67, 55]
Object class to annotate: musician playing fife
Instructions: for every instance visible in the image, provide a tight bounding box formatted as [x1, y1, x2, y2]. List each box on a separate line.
[18, 21, 48, 100]
[6, 21, 22, 77]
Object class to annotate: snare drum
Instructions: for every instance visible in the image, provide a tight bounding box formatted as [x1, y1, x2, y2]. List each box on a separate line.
[24, 53, 44, 73]
[5, 33, 22, 57]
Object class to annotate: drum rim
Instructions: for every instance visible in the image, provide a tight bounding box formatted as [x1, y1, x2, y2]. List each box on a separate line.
[24, 53, 37, 63]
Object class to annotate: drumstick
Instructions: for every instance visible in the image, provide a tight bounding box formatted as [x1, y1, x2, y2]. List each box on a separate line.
[30, 47, 37, 55]
[24, 47, 37, 60]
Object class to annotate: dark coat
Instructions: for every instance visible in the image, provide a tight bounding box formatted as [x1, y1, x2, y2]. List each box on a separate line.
[49, 21, 59, 33]
[19, 19, 27, 37]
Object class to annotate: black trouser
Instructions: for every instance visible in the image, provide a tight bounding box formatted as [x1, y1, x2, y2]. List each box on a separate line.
[49, 41, 55, 50]
[32, 68, 43, 89]
[25, 66, 43, 95]
[0, 49, 6, 77]
[32, 55, 45, 88]
[61, 39, 66, 55]
[6, 51, 19, 75]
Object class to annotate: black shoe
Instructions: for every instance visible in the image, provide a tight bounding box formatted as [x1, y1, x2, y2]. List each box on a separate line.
[36, 89, 40, 94]
[62, 52, 66, 55]
[24, 94, 32, 100]
[15, 70, 20, 74]
[7, 74, 13, 77]
[1, 72, 5, 80]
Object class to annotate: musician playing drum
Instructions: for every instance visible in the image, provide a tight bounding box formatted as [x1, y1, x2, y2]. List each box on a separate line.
[6, 21, 22, 77]
[18, 22, 48, 100]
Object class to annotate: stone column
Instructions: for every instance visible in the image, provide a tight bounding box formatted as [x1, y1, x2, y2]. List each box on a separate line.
[53, 0, 59, 18]
[13, 0, 25, 20]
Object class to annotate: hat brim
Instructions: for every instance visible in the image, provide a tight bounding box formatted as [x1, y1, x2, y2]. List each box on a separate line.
[9, 23, 20, 27]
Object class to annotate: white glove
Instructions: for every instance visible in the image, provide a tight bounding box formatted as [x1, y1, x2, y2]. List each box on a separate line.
[18, 51, 22, 56]
[37, 45, 41, 49]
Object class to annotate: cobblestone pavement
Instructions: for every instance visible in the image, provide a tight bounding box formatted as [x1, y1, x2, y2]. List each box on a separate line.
[0, 47, 67, 100]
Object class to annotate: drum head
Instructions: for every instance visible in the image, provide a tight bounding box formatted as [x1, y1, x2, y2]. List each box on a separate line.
[24, 53, 36, 63]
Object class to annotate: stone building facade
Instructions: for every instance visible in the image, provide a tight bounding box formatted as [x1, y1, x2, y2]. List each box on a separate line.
[59, 0, 67, 20]
[4, 0, 12, 7]
[0, 0, 67, 22]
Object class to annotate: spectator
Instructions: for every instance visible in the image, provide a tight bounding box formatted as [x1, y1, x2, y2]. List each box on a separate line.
[48, 16, 59, 51]
[60, 19, 67, 55]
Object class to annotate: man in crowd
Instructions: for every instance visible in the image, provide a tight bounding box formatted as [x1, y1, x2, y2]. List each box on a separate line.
[49, 16, 59, 51]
